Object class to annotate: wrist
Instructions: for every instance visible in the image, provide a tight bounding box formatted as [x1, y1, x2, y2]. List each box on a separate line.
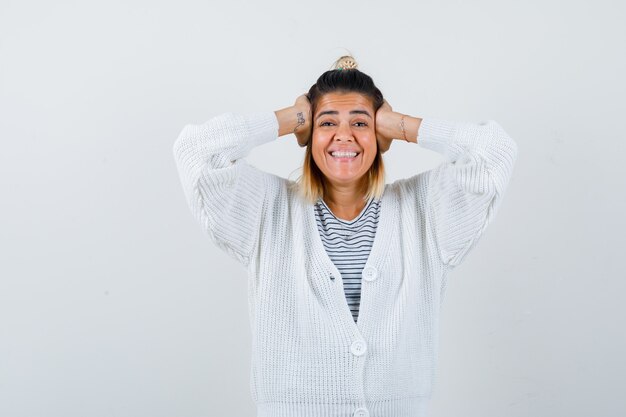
[274, 106, 309, 137]
[396, 113, 421, 143]
[378, 111, 405, 141]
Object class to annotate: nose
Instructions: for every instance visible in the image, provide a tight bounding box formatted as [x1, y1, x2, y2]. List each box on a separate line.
[334, 122, 354, 141]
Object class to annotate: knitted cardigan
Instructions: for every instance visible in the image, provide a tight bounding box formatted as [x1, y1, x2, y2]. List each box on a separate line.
[172, 110, 518, 417]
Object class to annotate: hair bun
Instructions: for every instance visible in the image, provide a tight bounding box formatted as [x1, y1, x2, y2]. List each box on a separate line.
[333, 55, 358, 70]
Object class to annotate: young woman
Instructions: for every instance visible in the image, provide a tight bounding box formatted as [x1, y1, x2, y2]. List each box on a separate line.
[173, 56, 518, 417]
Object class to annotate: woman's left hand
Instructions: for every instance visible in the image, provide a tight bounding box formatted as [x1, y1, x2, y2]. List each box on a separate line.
[375, 100, 396, 154]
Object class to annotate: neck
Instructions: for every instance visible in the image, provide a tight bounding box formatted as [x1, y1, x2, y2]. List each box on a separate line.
[322, 179, 369, 221]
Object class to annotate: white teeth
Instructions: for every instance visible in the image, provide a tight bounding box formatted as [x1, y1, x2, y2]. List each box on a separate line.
[331, 151, 357, 158]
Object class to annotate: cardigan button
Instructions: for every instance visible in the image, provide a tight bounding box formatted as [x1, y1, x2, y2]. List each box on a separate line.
[362, 266, 377, 282]
[353, 407, 369, 417]
[350, 340, 367, 356]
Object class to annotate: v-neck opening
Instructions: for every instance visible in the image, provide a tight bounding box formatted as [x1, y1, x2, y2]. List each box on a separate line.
[308, 185, 396, 332]
[317, 197, 374, 225]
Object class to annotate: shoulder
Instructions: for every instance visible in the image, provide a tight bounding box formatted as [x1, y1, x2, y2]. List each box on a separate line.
[387, 171, 430, 199]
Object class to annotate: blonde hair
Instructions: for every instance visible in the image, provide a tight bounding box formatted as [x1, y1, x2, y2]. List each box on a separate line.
[288, 55, 387, 205]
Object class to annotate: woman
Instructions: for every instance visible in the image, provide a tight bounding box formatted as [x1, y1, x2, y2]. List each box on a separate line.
[173, 56, 517, 417]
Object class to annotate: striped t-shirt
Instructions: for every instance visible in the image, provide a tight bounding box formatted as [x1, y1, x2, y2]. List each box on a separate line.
[313, 196, 381, 323]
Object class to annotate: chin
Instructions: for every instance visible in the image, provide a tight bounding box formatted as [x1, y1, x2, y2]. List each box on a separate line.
[325, 172, 367, 185]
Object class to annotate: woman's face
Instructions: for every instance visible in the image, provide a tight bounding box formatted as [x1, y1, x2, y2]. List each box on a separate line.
[311, 92, 378, 190]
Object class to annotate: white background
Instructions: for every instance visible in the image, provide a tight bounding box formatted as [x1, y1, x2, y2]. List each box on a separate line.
[1, 0, 625, 416]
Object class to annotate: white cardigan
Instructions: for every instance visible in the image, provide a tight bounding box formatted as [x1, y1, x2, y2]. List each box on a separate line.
[172, 110, 518, 417]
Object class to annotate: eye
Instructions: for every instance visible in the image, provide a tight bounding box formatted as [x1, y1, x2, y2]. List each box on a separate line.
[319, 121, 368, 127]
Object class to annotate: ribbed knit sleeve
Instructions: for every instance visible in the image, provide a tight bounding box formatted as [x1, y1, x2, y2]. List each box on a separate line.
[172, 111, 279, 267]
[417, 118, 518, 267]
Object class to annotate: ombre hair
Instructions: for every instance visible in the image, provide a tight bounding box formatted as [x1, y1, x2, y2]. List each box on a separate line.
[289, 56, 386, 205]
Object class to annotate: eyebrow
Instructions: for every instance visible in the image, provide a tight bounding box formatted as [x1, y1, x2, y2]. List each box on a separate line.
[315, 110, 372, 120]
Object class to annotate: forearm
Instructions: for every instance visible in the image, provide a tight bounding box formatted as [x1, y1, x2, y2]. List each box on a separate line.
[173, 112, 278, 188]
[379, 111, 423, 143]
[274, 106, 306, 137]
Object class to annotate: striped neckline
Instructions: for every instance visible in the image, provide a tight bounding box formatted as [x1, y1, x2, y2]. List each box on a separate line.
[316, 197, 375, 223]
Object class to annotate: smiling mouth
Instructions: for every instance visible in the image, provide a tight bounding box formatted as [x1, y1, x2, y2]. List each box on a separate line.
[328, 151, 360, 160]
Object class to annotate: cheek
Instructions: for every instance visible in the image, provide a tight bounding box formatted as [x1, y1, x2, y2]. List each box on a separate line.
[311, 135, 328, 158]
[311, 149, 324, 167]
[364, 136, 378, 155]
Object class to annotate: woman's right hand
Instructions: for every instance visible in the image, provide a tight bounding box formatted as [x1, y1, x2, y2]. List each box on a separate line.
[293, 94, 312, 147]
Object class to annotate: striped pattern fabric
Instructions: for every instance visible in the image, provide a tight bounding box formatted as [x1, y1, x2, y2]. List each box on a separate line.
[313, 197, 381, 323]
